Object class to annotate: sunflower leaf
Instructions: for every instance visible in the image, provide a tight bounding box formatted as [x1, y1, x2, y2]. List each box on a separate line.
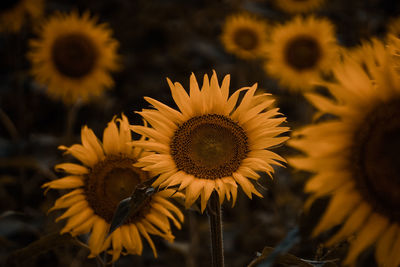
[248, 246, 314, 267]
[108, 184, 155, 236]
[248, 227, 302, 267]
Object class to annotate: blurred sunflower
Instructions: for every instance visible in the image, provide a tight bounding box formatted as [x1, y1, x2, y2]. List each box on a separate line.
[265, 16, 338, 91]
[28, 11, 120, 104]
[273, 0, 325, 14]
[387, 34, 400, 72]
[0, 0, 44, 32]
[288, 40, 400, 266]
[221, 13, 269, 59]
[387, 17, 400, 39]
[42, 114, 184, 262]
[131, 71, 289, 212]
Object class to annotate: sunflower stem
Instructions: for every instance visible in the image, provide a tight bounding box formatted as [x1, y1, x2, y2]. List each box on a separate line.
[64, 100, 82, 144]
[207, 192, 224, 267]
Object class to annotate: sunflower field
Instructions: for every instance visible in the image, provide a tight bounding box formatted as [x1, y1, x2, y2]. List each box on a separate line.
[1, 0, 400, 267]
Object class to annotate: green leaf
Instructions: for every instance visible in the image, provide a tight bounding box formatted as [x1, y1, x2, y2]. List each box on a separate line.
[108, 184, 155, 236]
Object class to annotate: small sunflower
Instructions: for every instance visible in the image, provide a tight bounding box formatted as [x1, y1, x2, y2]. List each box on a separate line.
[0, 0, 44, 32]
[288, 40, 400, 266]
[131, 71, 289, 212]
[42, 114, 184, 262]
[28, 11, 120, 104]
[221, 13, 270, 60]
[264, 16, 338, 91]
[273, 0, 325, 14]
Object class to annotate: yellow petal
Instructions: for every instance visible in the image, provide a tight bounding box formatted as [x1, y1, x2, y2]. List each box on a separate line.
[130, 125, 169, 146]
[189, 72, 203, 114]
[130, 224, 143, 255]
[375, 223, 398, 265]
[143, 97, 184, 123]
[129, 140, 170, 154]
[152, 170, 176, 187]
[60, 144, 97, 167]
[81, 126, 104, 160]
[146, 213, 170, 234]
[201, 180, 215, 213]
[386, 228, 400, 267]
[305, 93, 349, 116]
[136, 222, 157, 258]
[88, 217, 108, 256]
[137, 114, 174, 141]
[312, 190, 360, 236]
[185, 179, 205, 209]
[54, 163, 89, 175]
[117, 114, 132, 154]
[161, 171, 185, 188]
[56, 200, 89, 222]
[224, 87, 248, 115]
[220, 74, 230, 102]
[154, 197, 184, 223]
[237, 166, 260, 180]
[49, 192, 85, 212]
[177, 173, 194, 190]
[230, 185, 238, 207]
[326, 203, 371, 246]
[71, 216, 95, 237]
[120, 225, 137, 254]
[167, 78, 192, 116]
[344, 213, 388, 265]
[110, 227, 122, 262]
[42, 176, 84, 191]
[60, 207, 93, 234]
[152, 203, 182, 229]
[103, 118, 120, 155]
[215, 179, 226, 204]
[232, 172, 262, 199]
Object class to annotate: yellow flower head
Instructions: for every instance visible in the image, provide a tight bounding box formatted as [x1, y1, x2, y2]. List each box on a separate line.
[221, 13, 270, 59]
[42, 114, 184, 262]
[28, 11, 120, 104]
[288, 40, 400, 266]
[131, 71, 289, 212]
[273, 0, 326, 14]
[0, 0, 44, 32]
[265, 16, 339, 91]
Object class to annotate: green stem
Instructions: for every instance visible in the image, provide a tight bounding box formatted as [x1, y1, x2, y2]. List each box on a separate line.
[207, 192, 224, 267]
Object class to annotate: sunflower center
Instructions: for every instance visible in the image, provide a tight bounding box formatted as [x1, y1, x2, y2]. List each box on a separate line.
[284, 35, 321, 71]
[51, 33, 98, 79]
[233, 27, 259, 51]
[170, 114, 248, 179]
[85, 155, 151, 224]
[0, 0, 19, 12]
[352, 99, 400, 222]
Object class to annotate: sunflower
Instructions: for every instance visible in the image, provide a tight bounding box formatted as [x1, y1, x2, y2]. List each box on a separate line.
[0, 0, 44, 32]
[264, 16, 339, 91]
[273, 0, 326, 14]
[387, 34, 400, 73]
[28, 11, 120, 104]
[387, 17, 400, 39]
[130, 71, 289, 212]
[42, 114, 184, 262]
[221, 13, 270, 60]
[288, 40, 400, 266]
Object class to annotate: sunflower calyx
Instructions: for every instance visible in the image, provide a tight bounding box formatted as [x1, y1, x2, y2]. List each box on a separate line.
[108, 183, 155, 236]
